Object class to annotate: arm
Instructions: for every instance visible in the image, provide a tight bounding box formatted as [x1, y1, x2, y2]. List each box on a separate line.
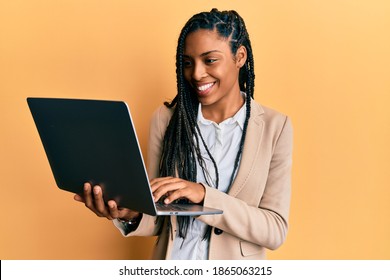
[198, 116, 293, 250]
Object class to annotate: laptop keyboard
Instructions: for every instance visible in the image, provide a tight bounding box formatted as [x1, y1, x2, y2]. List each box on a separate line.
[156, 203, 190, 211]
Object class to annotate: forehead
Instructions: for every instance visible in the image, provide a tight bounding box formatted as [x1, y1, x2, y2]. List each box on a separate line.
[183, 29, 231, 56]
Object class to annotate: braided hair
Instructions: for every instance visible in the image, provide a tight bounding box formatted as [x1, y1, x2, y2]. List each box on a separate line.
[158, 8, 255, 240]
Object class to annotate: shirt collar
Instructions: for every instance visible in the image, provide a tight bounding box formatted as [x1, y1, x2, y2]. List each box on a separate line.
[197, 93, 247, 130]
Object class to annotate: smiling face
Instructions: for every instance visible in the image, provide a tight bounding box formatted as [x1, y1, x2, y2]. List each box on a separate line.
[183, 29, 247, 120]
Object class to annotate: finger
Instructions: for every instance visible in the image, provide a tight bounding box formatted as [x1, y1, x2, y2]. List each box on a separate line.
[93, 186, 107, 214]
[164, 188, 188, 204]
[150, 176, 174, 185]
[107, 200, 119, 219]
[93, 187, 116, 220]
[83, 182, 96, 210]
[152, 181, 185, 202]
[150, 177, 176, 192]
[152, 183, 174, 202]
[150, 177, 181, 192]
[166, 183, 205, 204]
[74, 194, 84, 203]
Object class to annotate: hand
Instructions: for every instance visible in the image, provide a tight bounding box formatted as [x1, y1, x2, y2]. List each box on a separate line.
[150, 177, 205, 205]
[74, 182, 140, 221]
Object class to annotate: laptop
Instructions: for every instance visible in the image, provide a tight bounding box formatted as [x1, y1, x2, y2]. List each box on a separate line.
[27, 97, 223, 216]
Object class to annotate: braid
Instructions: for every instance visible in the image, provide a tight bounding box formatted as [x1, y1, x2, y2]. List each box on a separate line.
[227, 11, 255, 186]
[159, 8, 256, 240]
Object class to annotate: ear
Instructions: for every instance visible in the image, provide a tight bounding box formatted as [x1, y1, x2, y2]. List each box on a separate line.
[235, 45, 247, 68]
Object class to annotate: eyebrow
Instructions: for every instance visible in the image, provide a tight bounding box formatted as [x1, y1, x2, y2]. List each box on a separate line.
[183, 50, 223, 58]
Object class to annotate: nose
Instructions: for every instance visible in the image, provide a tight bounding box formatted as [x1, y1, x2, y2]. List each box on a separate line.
[191, 62, 207, 81]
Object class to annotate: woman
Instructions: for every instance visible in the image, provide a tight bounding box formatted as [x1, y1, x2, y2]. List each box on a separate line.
[75, 8, 293, 260]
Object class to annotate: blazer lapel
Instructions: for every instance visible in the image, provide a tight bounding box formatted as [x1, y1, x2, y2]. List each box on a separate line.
[228, 99, 264, 196]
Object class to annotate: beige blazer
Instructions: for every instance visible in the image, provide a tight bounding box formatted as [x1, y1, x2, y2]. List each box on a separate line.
[125, 99, 293, 260]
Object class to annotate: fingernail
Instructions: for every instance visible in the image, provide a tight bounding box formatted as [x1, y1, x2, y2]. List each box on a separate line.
[164, 198, 169, 204]
[94, 188, 100, 195]
[84, 184, 89, 191]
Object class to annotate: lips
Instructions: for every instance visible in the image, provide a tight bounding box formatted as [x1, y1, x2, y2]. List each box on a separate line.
[194, 82, 215, 96]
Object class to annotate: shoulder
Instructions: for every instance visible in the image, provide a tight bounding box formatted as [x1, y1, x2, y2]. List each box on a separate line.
[152, 105, 174, 126]
[248, 98, 293, 152]
[251, 99, 291, 126]
[248, 100, 293, 147]
[150, 104, 174, 136]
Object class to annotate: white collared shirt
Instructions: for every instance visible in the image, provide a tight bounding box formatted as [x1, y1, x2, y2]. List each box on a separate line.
[170, 100, 246, 260]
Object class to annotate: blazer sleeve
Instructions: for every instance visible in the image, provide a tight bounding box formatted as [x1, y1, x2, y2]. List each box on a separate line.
[198, 116, 293, 250]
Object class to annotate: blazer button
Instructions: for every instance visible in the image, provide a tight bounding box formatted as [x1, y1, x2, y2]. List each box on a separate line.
[214, 228, 223, 235]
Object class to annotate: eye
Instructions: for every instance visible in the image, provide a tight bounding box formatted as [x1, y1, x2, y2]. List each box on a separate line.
[183, 60, 192, 68]
[205, 58, 217, 64]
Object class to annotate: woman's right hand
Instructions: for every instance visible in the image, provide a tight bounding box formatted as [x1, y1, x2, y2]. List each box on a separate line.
[74, 182, 140, 221]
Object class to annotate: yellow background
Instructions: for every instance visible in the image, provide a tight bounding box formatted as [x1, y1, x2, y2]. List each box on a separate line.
[1, 0, 389, 259]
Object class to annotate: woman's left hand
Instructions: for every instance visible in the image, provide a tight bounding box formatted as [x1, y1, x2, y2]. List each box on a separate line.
[150, 177, 205, 205]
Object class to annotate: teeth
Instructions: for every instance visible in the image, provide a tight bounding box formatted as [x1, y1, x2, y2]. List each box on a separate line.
[197, 83, 214, 92]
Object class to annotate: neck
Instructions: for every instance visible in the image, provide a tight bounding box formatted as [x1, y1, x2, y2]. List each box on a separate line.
[201, 91, 245, 124]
